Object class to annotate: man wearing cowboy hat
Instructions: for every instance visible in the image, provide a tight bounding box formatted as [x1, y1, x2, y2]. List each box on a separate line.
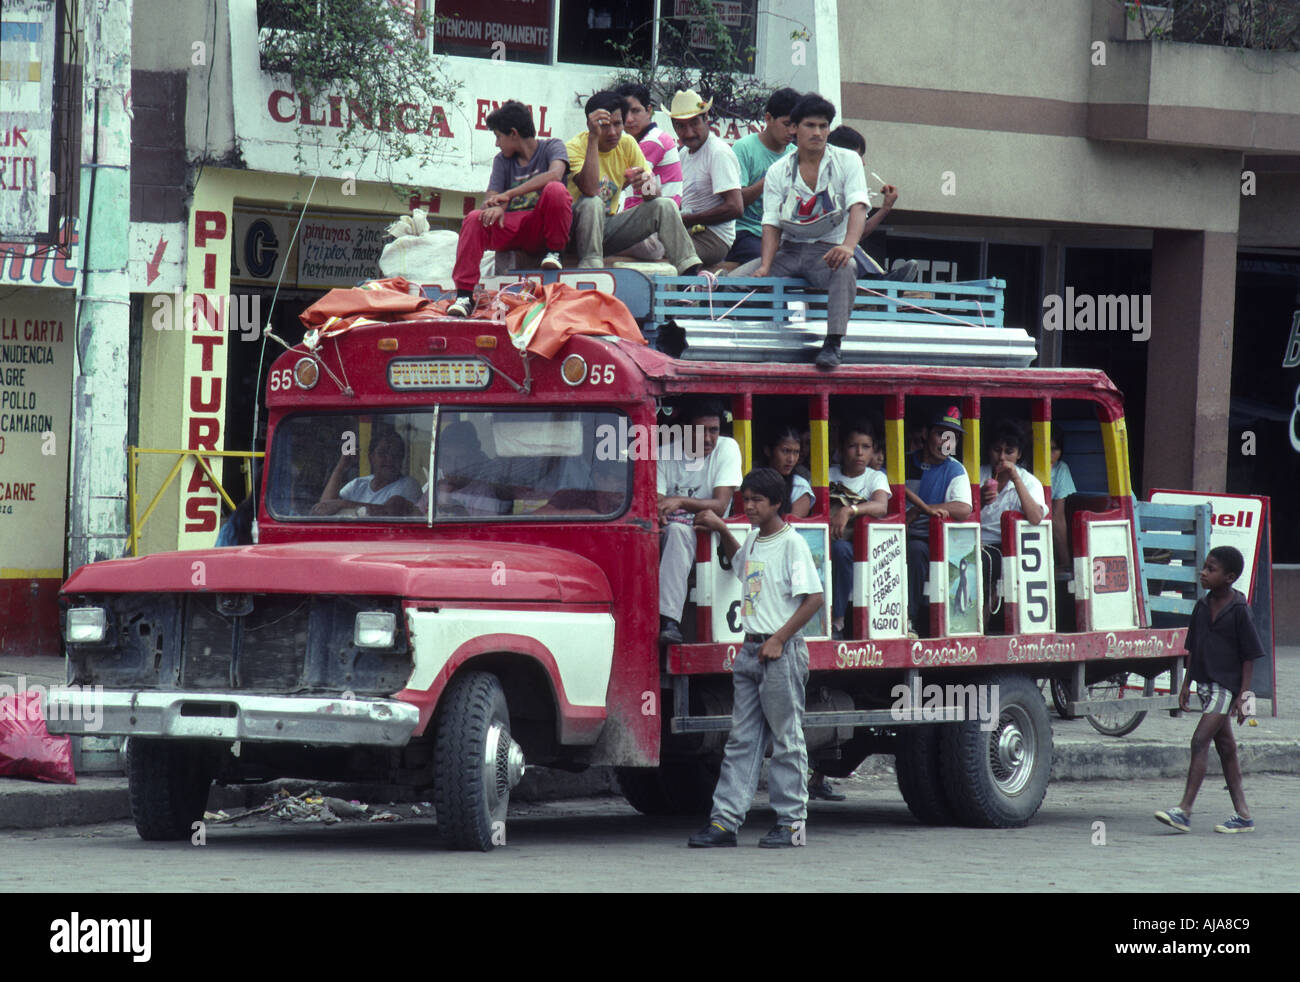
[667, 89, 743, 268]
[565, 91, 703, 274]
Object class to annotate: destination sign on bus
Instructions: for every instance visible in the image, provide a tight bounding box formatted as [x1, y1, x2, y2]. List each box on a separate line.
[388, 359, 491, 390]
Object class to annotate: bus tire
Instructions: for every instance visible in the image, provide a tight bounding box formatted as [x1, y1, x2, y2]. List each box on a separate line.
[617, 757, 719, 816]
[434, 671, 523, 851]
[940, 673, 1052, 828]
[894, 725, 955, 825]
[127, 738, 213, 842]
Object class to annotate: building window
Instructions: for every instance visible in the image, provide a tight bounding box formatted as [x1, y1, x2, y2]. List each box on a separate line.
[433, 0, 554, 64]
[556, 0, 653, 66]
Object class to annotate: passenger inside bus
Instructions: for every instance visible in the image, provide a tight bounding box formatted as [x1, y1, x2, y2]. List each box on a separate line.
[533, 453, 628, 515]
[829, 421, 891, 638]
[904, 407, 973, 636]
[761, 423, 813, 519]
[1050, 425, 1077, 574]
[977, 420, 1048, 629]
[658, 399, 743, 646]
[312, 429, 421, 517]
[433, 420, 514, 516]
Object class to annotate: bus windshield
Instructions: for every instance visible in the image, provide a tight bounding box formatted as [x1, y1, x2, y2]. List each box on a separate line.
[266, 409, 632, 522]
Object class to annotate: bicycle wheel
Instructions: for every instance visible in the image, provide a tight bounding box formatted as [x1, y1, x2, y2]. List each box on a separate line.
[1085, 674, 1154, 737]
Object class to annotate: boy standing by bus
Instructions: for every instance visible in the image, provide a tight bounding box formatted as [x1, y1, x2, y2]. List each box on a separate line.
[1155, 546, 1265, 834]
[688, 468, 825, 849]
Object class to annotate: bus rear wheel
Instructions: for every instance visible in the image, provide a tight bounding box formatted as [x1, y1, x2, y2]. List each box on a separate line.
[617, 757, 720, 816]
[895, 724, 956, 825]
[941, 673, 1052, 828]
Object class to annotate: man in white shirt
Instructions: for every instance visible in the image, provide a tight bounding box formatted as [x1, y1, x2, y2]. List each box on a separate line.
[756, 93, 898, 370]
[658, 400, 743, 644]
[668, 90, 743, 268]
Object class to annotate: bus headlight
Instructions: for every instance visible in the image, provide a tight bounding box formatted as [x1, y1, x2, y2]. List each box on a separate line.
[66, 608, 107, 644]
[354, 611, 397, 648]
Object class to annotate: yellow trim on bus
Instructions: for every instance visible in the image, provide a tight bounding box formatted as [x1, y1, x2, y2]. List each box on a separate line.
[962, 416, 981, 483]
[733, 417, 752, 476]
[1031, 419, 1052, 489]
[885, 416, 905, 486]
[1102, 418, 1132, 497]
[810, 418, 830, 491]
[1, 568, 62, 579]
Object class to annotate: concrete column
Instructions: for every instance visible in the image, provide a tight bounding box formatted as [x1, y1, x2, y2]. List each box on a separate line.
[1142, 229, 1237, 497]
[67, 0, 133, 569]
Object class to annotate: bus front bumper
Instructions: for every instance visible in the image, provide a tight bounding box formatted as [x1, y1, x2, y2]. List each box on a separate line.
[44, 690, 420, 746]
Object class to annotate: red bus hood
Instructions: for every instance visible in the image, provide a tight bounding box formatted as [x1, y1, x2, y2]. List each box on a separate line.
[62, 541, 612, 605]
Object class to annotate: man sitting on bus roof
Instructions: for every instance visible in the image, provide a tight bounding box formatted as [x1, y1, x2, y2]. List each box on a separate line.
[668, 89, 744, 268]
[726, 87, 798, 266]
[754, 93, 889, 370]
[566, 91, 704, 275]
[657, 399, 743, 645]
[447, 101, 571, 318]
[904, 407, 973, 636]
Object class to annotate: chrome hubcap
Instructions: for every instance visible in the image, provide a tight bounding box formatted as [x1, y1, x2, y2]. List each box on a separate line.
[987, 706, 1035, 796]
[483, 721, 525, 820]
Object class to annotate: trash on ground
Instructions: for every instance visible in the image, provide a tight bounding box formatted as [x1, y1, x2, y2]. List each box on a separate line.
[0, 691, 76, 785]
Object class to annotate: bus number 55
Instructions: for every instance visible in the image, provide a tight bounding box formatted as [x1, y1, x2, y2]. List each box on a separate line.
[589, 365, 615, 385]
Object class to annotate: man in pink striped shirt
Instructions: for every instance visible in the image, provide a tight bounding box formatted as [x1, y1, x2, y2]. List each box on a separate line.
[616, 82, 683, 209]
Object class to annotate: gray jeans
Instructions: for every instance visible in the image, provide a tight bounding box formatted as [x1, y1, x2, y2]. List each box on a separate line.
[711, 636, 810, 829]
[731, 239, 857, 336]
[570, 196, 701, 273]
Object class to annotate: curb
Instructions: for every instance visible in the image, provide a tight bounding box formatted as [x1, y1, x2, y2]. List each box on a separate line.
[1051, 740, 1300, 782]
[4, 742, 1299, 830]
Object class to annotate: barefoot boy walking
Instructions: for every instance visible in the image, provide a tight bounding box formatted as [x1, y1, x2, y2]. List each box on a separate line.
[688, 468, 825, 848]
[1155, 546, 1266, 834]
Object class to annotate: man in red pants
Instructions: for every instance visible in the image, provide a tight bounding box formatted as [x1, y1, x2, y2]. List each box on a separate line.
[448, 101, 572, 316]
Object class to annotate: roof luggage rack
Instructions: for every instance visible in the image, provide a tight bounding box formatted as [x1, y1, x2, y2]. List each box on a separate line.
[650, 275, 1037, 368]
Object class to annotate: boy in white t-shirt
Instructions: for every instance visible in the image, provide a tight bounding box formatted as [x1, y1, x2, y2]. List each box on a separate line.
[658, 401, 743, 644]
[689, 468, 824, 849]
[828, 422, 891, 638]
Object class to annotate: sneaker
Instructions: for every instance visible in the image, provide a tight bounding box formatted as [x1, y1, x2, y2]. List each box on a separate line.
[814, 342, 842, 371]
[1214, 814, 1255, 834]
[541, 251, 562, 270]
[758, 823, 803, 848]
[809, 779, 847, 802]
[1154, 807, 1191, 832]
[659, 616, 684, 646]
[446, 295, 473, 317]
[688, 821, 737, 848]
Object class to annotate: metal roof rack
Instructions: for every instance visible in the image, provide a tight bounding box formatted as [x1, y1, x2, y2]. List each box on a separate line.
[649, 275, 1037, 368]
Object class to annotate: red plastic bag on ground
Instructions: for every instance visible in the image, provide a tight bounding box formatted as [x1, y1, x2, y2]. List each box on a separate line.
[0, 690, 76, 784]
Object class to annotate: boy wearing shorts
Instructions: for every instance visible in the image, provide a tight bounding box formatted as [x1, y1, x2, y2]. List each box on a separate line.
[1155, 546, 1266, 834]
[689, 468, 825, 848]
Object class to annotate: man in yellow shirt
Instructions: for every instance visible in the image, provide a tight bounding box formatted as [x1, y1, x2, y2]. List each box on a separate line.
[566, 91, 702, 273]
